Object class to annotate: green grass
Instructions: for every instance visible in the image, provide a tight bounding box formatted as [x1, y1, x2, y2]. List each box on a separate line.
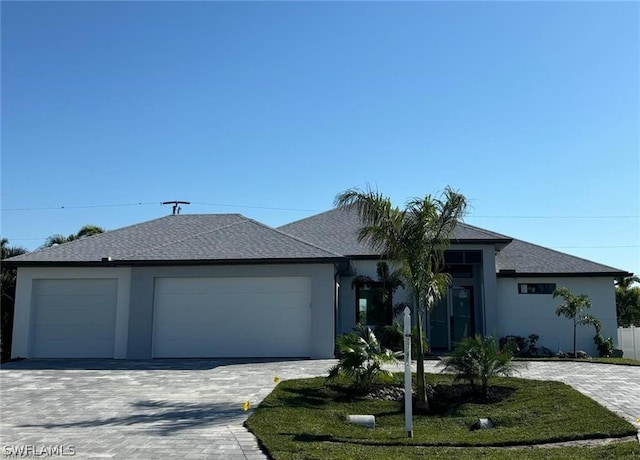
[250, 442, 640, 459]
[246, 374, 639, 460]
[515, 357, 640, 366]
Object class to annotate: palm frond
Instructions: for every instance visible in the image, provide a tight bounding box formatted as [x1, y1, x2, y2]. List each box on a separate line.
[1, 240, 28, 260]
[76, 225, 105, 239]
[43, 234, 70, 248]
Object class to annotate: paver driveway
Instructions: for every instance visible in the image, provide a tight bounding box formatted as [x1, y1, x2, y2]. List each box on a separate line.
[1, 359, 639, 459]
[0, 359, 336, 459]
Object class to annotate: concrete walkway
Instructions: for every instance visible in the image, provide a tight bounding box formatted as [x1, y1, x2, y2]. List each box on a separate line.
[1, 359, 638, 459]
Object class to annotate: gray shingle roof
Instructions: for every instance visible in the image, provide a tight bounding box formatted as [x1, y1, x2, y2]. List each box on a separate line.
[278, 207, 512, 257]
[6, 210, 630, 276]
[5, 214, 344, 264]
[280, 207, 630, 276]
[495, 238, 629, 276]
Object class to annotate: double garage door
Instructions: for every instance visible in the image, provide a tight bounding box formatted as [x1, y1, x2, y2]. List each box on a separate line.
[28, 276, 311, 358]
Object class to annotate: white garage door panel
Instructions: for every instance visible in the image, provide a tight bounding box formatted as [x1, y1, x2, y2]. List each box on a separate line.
[30, 279, 117, 358]
[153, 277, 311, 358]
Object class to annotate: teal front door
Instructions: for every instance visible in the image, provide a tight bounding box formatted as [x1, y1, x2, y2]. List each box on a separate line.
[429, 286, 475, 350]
[451, 286, 474, 345]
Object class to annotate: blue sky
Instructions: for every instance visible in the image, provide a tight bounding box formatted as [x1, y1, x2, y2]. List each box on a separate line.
[2, 1, 638, 276]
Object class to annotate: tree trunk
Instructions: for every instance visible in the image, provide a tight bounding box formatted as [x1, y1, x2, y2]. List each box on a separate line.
[415, 308, 429, 412]
[573, 319, 577, 358]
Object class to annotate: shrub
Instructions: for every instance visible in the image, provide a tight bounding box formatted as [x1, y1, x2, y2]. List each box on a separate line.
[527, 334, 540, 355]
[558, 350, 590, 359]
[595, 336, 614, 358]
[375, 322, 403, 351]
[328, 324, 398, 393]
[375, 322, 429, 359]
[593, 321, 614, 358]
[438, 335, 519, 398]
[499, 334, 539, 357]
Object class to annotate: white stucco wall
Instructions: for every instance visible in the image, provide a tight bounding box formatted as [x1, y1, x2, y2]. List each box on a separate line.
[495, 277, 617, 355]
[13, 263, 336, 360]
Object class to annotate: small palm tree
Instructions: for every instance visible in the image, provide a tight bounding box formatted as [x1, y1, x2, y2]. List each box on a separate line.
[438, 335, 518, 398]
[553, 287, 600, 357]
[328, 324, 398, 393]
[336, 185, 468, 410]
[43, 224, 105, 247]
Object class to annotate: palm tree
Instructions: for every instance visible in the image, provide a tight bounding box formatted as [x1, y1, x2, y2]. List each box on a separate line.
[1, 239, 29, 361]
[553, 287, 600, 357]
[43, 224, 105, 247]
[1, 238, 28, 301]
[438, 335, 518, 398]
[335, 185, 468, 410]
[1, 238, 28, 260]
[615, 276, 640, 327]
[616, 275, 640, 289]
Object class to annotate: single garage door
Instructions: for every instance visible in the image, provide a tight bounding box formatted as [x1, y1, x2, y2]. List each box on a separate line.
[30, 279, 118, 358]
[153, 277, 311, 358]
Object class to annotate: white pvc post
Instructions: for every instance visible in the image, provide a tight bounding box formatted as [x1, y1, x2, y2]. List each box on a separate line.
[346, 415, 376, 428]
[404, 306, 413, 438]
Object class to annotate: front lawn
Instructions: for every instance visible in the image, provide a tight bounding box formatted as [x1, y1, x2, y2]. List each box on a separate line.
[514, 357, 640, 366]
[246, 374, 639, 460]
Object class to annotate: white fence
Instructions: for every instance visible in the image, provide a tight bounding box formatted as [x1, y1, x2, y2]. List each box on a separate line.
[617, 326, 640, 361]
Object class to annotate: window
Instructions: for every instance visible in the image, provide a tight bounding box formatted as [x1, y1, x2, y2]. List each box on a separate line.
[355, 283, 393, 326]
[464, 250, 482, 264]
[444, 264, 473, 278]
[444, 250, 483, 264]
[518, 283, 556, 294]
[444, 251, 464, 264]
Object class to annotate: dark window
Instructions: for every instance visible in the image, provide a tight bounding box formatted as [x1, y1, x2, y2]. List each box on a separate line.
[355, 283, 393, 326]
[444, 250, 483, 264]
[444, 264, 473, 278]
[464, 250, 482, 264]
[518, 283, 556, 294]
[444, 250, 464, 264]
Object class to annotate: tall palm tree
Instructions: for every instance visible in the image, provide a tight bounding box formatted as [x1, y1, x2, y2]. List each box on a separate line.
[43, 224, 105, 247]
[335, 186, 468, 410]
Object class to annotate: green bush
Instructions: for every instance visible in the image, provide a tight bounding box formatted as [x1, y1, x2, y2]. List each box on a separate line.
[375, 322, 404, 351]
[328, 324, 398, 393]
[375, 322, 429, 360]
[592, 321, 614, 358]
[438, 334, 518, 397]
[499, 334, 539, 357]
